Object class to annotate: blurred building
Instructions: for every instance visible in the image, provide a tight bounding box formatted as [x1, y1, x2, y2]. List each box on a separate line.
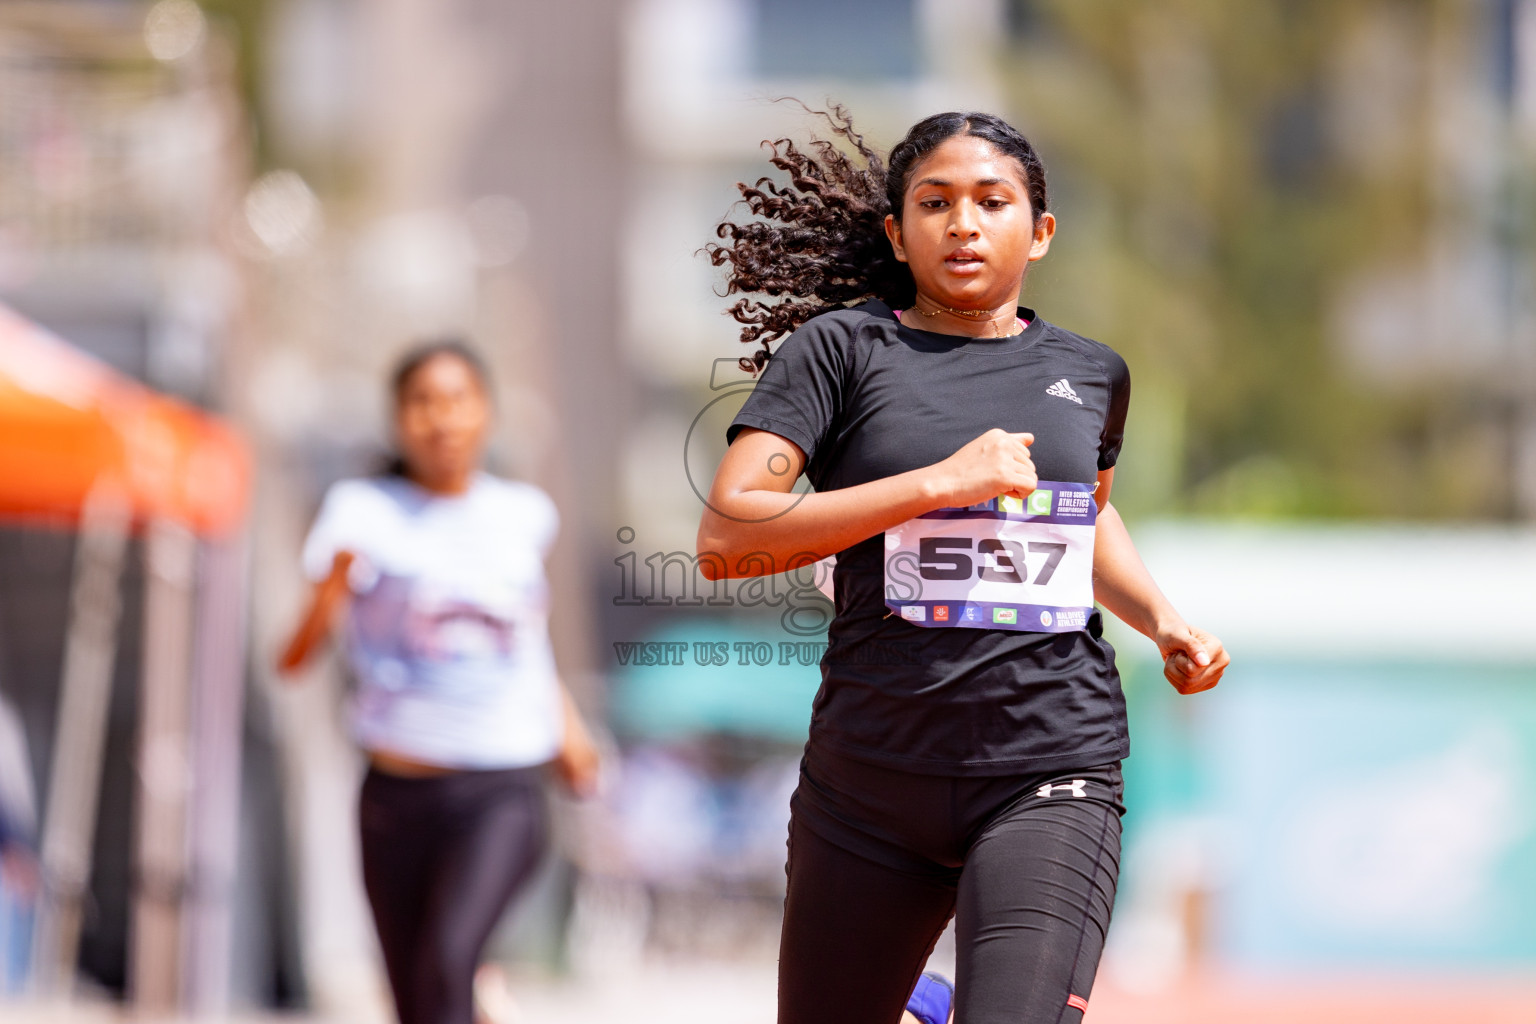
[0, 0, 296, 1014]
[618, 0, 1010, 553]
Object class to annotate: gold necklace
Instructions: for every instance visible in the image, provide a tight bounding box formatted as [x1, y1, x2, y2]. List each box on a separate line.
[910, 300, 1020, 338]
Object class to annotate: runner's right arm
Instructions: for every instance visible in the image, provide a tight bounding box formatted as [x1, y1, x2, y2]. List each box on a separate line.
[277, 550, 354, 676]
[551, 683, 602, 797]
[698, 426, 1038, 580]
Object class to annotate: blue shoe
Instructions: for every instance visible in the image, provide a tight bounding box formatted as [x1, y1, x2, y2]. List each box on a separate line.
[905, 971, 954, 1024]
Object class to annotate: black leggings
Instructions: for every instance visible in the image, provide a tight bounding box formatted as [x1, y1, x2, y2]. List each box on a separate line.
[358, 765, 548, 1024]
[779, 745, 1123, 1024]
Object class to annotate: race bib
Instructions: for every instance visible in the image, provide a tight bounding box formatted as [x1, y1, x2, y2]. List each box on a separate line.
[883, 481, 1097, 633]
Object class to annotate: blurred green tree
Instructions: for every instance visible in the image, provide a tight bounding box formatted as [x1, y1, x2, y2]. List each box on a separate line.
[1002, 0, 1532, 521]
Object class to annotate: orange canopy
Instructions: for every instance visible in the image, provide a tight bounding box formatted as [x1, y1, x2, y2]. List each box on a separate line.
[0, 303, 250, 537]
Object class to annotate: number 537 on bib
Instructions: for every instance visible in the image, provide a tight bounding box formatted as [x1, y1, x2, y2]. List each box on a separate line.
[883, 481, 1097, 633]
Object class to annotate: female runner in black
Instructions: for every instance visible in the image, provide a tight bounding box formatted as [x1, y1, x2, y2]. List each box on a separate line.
[280, 342, 600, 1024]
[697, 109, 1229, 1024]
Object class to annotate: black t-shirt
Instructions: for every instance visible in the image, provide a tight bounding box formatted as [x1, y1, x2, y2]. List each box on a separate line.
[727, 299, 1132, 776]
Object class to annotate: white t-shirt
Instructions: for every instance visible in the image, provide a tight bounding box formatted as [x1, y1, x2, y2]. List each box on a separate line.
[302, 473, 564, 769]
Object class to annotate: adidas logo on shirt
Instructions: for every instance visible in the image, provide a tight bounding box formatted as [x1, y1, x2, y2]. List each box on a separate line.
[1045, 379, 1082, 404]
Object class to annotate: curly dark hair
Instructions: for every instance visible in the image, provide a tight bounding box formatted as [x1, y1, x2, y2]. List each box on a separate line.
[707, 105, 1049, 372]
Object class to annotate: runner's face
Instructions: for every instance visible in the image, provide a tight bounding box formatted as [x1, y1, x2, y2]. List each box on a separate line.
[394, 354, 490, 489]
[885, 134, 1054, 312]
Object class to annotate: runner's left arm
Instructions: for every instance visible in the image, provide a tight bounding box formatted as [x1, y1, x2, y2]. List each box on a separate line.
[1090, 468, 1228, 695]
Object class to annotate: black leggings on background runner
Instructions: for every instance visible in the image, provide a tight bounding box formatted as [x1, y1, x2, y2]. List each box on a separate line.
[359, 765, 548, 1024]
[779, 745, 1123, 1024]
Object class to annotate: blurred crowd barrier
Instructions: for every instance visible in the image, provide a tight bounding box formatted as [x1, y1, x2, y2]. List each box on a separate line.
[0, 1, 273, 1016]
[1107, 525, 1536, 986]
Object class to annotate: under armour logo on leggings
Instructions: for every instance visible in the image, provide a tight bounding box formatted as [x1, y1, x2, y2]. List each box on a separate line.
[1036, 780, 1087, 798]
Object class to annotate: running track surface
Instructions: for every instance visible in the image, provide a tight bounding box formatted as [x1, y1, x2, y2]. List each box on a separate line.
[516, 967, 1536, 1024]
[514, 965, 1536, 1024]
[4, 969, 1534, 1022]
